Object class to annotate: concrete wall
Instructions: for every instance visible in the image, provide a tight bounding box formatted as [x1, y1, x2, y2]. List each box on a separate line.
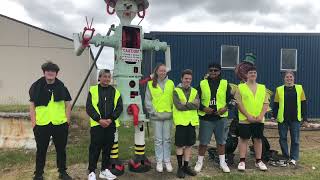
[0, 16, 97, 106]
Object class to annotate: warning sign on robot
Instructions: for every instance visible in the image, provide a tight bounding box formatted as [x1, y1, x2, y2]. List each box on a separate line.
[121, 48, 142, 62]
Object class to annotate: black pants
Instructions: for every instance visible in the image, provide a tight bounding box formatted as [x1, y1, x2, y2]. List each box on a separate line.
[33, 122, 69, 176]
[88, 126, 115, 173]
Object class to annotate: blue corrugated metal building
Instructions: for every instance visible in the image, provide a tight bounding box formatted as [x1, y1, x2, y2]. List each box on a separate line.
[143, 32, 320, 119]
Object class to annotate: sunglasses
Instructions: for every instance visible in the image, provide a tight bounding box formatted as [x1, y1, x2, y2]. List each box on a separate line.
[209, 69, 220, 72]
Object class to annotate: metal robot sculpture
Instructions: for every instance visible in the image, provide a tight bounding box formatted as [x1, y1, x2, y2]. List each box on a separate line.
[73, 0, 171, 175]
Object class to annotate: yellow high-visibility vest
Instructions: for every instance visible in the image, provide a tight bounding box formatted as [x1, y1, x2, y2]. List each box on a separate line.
[238, 83, 266, 122]
[173, 87, 199, 126]
[148, 79, 174, 112]
[35, 94, 67, 126]
[198, 79, 228, 117]
[89, 85, 121, 127]
[276, 85, 303, 123]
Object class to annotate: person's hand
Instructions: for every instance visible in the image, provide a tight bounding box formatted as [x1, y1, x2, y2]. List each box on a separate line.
[247, 115, 256, 123]
[255, 115, 264, 123]
[99, 119, 109, 128]
[216, 107, 227, 116]
[203, 107, 214, 114]
[106, 119, 112, 126]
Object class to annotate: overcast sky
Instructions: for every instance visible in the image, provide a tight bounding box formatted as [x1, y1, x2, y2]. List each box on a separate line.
[2, 0, 320, 69]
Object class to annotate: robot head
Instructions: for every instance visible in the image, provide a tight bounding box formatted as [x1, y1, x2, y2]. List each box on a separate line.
[105, 0, 149, 25]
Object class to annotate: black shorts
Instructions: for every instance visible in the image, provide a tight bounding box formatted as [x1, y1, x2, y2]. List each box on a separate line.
[238, 123, 264, 139]
[175, 124, 196, 147]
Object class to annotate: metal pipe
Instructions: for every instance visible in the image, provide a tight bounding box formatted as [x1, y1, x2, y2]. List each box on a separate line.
[71, 24, 115, 110]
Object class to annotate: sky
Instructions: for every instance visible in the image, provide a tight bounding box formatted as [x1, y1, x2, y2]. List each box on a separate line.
[2, 0, 320, 69]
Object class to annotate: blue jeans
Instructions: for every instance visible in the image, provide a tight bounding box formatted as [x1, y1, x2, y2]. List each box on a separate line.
[153, 120, 172, 163]
[278, 120, 301, 161]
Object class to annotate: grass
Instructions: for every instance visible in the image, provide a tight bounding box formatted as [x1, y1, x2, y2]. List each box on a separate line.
[0, 105, 29, 112]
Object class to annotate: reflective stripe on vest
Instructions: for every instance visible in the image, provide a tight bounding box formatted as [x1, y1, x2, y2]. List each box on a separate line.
[89, 85, 121, 127]
[276, 85, 303, 123]
[198, 79, 228, 117]
[35, 94, 67, 126]
[238, 83, 266, 122]
[147, 79, 174, 112]
[173, 87, 199, 126]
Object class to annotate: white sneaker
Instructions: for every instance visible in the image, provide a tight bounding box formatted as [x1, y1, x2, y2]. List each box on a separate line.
[255, 161, 268, 171]
[194, 161, 203, 173]
[165, 162, 173, 172]
[289, 159, 297, 166]
[238, 162, 246, 171]
[99, 169, 117, 180]
[156, 162, 163, 172]
[88, 172, 96, 180]
[220, 162, 230, 173]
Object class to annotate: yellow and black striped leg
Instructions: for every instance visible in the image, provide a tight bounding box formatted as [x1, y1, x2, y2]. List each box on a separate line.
[129, 122, 151, 173]
[109, 129, 125, 176]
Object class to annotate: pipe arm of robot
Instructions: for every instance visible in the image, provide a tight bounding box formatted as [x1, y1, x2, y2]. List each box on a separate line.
[73, 33, 118, 56]
[142, 39, 171, 72]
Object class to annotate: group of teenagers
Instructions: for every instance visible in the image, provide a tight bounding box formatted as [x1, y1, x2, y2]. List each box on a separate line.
[29, 61, 307, 180]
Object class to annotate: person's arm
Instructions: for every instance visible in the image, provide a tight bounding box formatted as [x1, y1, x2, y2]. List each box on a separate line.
[185, 93, 200, 110]
[272, 88, 279, 119]
[86, 92, 101, 122]
[65, 101, 71, 124]
[173, 90, 189, 111]
[63, 87, 72, 124]
[257, 93, 270, 122]
[144, 85, 156, 115]
[301, 88, 307, 121]
[226, 84, 234, 109]
[197, 85, 206, 111]
[110, 96, 123, 122]
[29, 102, 36, 128]
[29, 83, 36, 128]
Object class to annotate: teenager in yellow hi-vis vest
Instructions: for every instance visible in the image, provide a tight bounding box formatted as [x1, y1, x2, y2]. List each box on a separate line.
[272, 71, 307, 166]
[86, 69, 123, 180]
[235, 66, 269, 171]
[29, 62, 72, 180]
[145, 64, 175, 173]
[195, 63, 232, 173]
[173, 69, 200, 178]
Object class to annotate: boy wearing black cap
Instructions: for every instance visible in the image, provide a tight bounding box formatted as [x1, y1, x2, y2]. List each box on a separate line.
[195, 63, 233, 173]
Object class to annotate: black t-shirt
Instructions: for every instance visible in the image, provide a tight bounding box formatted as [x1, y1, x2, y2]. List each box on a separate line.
[284, 86, 298, 121]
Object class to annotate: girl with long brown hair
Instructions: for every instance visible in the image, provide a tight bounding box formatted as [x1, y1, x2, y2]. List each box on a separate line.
[144, 63, 175, 173]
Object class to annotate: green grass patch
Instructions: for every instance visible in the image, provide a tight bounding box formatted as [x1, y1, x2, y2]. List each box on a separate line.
[0, 105, 29, 112]
[0, 150, 34, 170]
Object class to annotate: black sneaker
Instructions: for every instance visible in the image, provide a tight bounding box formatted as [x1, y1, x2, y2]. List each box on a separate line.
[183, 166, 197, 176]
[59, 172, 72, 180]
[33, 175, 44, 180]
[176, 167, 185, 178]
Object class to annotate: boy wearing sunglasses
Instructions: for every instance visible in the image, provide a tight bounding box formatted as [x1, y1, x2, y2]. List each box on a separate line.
[195, 63, 232, 173]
